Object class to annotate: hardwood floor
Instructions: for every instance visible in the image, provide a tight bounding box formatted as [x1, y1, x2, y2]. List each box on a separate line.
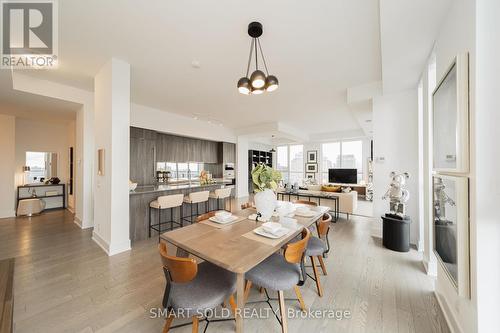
[0, 209, 449, 333]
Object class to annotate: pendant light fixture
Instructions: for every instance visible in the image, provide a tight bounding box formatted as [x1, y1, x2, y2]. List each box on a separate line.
[237, 22, 279, 95]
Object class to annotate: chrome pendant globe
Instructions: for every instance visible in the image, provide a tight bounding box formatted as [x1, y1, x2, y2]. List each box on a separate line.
[237, 77, 251, 94]
[237, 22, 279, 95]
[265, 75, 279, 92]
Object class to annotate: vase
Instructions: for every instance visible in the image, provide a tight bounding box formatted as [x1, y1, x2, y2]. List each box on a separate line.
[254, 189, 276, 221]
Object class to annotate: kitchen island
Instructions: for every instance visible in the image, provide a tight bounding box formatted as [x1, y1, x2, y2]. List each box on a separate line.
[129, 180, 233, 242]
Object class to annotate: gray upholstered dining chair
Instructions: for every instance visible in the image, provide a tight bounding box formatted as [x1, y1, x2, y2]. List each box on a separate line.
[243, 228, 311, 333]
[159, 242, 237, 332]
[305, 213, 332, 297]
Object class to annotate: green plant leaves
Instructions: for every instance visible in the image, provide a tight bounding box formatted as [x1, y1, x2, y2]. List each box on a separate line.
[250, 164, 282, 192]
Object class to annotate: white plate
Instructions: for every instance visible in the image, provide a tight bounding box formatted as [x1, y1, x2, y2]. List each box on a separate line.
[294, 210, 316, 217]
[208, 215, 239, 224]
[253, 226, 290, 239]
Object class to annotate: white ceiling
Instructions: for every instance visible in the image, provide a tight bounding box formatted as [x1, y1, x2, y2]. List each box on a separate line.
[16, 0, 382, 136]
[0, 71, 80, 122]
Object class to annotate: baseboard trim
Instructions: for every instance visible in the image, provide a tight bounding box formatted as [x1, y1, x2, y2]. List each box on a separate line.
[92, 231, 131, 256]
[73, 216, 82, 228]
[423, 259, 437, 277]
[434, 290, 461, 333]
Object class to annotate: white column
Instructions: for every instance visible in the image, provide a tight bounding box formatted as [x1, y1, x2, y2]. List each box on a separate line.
[476, 0, 500, 330]
[92, 58, 131, 256]
[236, 136, 249, 198]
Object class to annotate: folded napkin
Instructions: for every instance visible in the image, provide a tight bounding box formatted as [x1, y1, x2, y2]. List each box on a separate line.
[262, 222, 282, 235]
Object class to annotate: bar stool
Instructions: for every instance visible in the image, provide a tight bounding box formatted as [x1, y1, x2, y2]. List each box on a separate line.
[209, 187, 232, 212]
[182, 191, 210, 225]
[149, 194, 184, 241]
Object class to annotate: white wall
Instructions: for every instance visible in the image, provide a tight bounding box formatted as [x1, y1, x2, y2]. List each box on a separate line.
[130, 103, 237, 143]
[14, 118, 74, 189]
[0, 115, 16, 218]
[431, 0, 477, 332]
[372, 90, 420, 245]
[475, 1, 500, 330]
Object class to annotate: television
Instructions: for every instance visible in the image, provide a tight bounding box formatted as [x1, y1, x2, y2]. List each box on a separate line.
[328, 169, 357, 184]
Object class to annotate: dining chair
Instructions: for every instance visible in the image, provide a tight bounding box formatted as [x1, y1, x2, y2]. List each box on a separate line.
[244, 228, 311, 333]
[293, 199, 318, 207]
[305, 213, 332, 297]
[158, 242, 237, 332]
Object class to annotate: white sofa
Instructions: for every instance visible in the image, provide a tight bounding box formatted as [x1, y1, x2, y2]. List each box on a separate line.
[297, 185, 358, 218]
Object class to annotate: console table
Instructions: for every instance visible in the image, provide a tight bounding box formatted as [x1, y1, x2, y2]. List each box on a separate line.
[17, 184, 66, 214]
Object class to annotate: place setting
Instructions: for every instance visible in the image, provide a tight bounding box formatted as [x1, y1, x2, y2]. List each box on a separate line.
[199, 210, 246, 228]
[243, 202, 303, 246]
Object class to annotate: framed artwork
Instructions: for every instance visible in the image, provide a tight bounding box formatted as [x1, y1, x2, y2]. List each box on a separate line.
[306, 163, 317, 173]
[432, 53, 469, 173]
[97, 149, 105, 176]
[305, 173, 315, 180]
[433, 174, 469, 297]
[307, 150, 318, 163]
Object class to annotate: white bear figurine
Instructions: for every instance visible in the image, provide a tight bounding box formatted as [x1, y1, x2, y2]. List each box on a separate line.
[382, 171, 410, 217]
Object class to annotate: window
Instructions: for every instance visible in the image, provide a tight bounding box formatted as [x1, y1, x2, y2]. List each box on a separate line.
[276, 145, 304, 184]
[321, 140, 364, 183]
[276, 146, 289, 183]
[156, 162, 204, 182]
[321, 142, 340, 183]
[289, 145, 304, 184]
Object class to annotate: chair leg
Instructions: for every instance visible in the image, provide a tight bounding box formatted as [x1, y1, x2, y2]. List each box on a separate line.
[310, 256, 323, 297]
[318, 255, 327, 275]
[278, 290, 288, 333]
[244, 280, 252, 303]
[229, 294, 237, 314]
[170, 208, 174, 231]
[162, 312, 174, 333]
[158, 209, 161, 242]
[192, 316, 199, 333]
[180, 206, 183, 227]
[148, 207, 151, 238]
[259, 286, 264, 294]
[294, 285, 306, 312]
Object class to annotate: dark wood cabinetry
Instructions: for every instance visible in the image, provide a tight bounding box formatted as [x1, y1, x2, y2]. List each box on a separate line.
[222, 142, 236, 163]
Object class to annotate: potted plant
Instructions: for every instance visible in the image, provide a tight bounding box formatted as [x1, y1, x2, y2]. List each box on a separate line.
[251, 164, 282, 220]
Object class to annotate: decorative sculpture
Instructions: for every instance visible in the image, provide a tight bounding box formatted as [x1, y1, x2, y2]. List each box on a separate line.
[382, 171, 410, 218]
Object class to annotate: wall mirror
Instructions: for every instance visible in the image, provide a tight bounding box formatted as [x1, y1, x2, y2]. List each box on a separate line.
[432, 53, 469, 173]
[433, 175, 470, 297]
[25, 151, 58, 184]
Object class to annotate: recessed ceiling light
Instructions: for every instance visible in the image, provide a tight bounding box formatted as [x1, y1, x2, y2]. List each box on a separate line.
[365, 119, 372, 123]
[191, 60, 201, 68]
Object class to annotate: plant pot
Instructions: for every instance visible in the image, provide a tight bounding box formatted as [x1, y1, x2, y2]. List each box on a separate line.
[254, 189, 276, 221]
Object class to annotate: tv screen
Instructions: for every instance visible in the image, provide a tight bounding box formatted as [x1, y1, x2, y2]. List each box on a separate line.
[328, 169, 357, 184]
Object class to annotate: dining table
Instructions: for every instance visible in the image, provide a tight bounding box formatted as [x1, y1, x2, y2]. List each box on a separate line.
[160, 202, 330, 333]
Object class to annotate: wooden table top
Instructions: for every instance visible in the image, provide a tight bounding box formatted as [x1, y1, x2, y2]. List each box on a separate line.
[160, 203, 329, 274]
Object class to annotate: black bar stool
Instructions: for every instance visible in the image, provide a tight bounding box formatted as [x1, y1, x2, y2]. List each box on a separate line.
[149, 194, 184, 241]
[209, 187, 232, 212]
[181, 190, 210, 224]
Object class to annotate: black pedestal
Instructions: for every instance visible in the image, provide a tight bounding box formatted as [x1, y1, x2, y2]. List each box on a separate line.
[381, 215, 411, 252]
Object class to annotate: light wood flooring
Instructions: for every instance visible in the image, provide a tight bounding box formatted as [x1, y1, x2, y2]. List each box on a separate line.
[0, 209, 449, 333]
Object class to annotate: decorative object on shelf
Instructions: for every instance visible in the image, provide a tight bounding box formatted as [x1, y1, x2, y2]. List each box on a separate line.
[382, 171, 410, 218]
[45, 177, 60, 185]
[237, 22, 278, 95]
[433, 174, 469, 297]
[341, 186, 352, 193]
[432, 53, 469, 173]
[306, 163, 318, 173]
[97, 148, 105, 176]
[129, 180, 138, 192]
[251, 164, 282, 221]
[307, 150, 318, 163]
